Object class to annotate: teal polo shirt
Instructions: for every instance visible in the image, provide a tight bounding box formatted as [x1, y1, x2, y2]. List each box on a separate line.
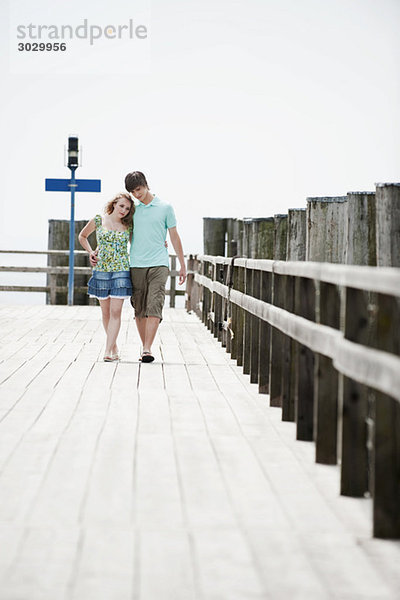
[130, 196, 177, 267]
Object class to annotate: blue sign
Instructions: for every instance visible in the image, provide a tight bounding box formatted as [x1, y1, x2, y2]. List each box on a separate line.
[45, 178, 101, 192]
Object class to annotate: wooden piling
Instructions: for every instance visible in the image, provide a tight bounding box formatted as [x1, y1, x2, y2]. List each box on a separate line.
[249, 219, 274, 386]
[376, 183, 400, 267]
[203, 218, 227, 256]
[339, 191, 376, 471]
[306, 197, 346, 457]
[282, 209, 305, 420]
[306, 197, 348, 263]
[47, 219, 94, 305]
[287, 209, 306, 261]
[242, 218, 253, 258]
[346, 192, 377, 266]
[226, 218, 239, 257]
[273, 214, 288, 260]
[257, 218, 275, 259]
[236, 220, 244, 257]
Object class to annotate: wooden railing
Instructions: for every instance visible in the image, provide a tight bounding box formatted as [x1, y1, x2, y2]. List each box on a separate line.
[186, 254, 400, 539]
[0, 250, 185, 307]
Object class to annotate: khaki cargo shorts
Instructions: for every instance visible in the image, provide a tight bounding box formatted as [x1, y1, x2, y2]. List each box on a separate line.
[130, 266, 169, 321]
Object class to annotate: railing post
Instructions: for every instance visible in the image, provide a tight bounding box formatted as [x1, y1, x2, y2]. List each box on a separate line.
[258, 269, 272, 394]
[242, 263, 252, 375]
[269, 270, 285, 407]
[283, 208, 306, 420]
[250, 268, 261, 384]
[314, 282, 340, 463]
[209, 262, 216, 336]
[202, 259, 209, 327]
[373, 292, 400, 538]
[257, 218, 274, 395]
[281, 274, 295, 421]
[269, 215, 288, 406]
[185, 254, 194, 312]
[294, 276, 315, 440]
[340, 287, 370, 496]
[223, 262, 230, 351]
[215, 262, 224, 342]
[230, 262, 239, 360]
[236, 264, 245, 367]
[169, 255, 176, 308]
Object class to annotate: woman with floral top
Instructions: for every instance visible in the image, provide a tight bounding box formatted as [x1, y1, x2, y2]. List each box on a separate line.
[79, 192, 134, 362]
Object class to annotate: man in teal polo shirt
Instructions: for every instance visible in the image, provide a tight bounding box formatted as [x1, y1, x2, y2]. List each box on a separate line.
[125, 171, 186, 362]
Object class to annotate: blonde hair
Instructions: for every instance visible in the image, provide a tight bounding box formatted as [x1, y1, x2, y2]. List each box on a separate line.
[104, 192, 135, 227]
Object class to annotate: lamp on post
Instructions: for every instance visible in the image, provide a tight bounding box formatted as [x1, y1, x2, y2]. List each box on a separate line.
[45, 138, 101, 306]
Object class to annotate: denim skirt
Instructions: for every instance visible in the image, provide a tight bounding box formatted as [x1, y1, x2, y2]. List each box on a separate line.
[88, 270, 133, 300]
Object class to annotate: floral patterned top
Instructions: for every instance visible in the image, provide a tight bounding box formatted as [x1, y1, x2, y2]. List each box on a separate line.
[94, 214, 132, 272]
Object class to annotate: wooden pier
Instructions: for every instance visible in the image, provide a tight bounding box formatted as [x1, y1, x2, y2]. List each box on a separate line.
[1, 304, 400, 599]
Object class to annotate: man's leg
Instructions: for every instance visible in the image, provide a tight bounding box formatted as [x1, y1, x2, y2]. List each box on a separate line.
[135, 317, 146, 347]
[143, 316, 161, 354]
[130, 268, 147, 353]
[142, 266, 169, 358]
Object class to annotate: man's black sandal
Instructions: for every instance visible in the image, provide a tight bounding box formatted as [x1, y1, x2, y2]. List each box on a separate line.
[141, 352, 155, 363]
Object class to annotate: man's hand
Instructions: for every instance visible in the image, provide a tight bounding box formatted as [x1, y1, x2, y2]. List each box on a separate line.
[179, 266, 187, 285]
[89, 249, 98, 267]
[168, 227, 186, 285]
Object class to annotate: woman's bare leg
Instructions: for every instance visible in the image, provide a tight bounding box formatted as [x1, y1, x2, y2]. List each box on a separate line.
[99, 298, 111, 334]
[105, 298, 124, 356]
[99, 298, 117, 356]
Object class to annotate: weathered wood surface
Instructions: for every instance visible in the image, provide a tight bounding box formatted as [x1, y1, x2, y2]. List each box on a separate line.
[376, 183, 400, 267]
[0, 305, 399, 600]
[47, 219, 94, 305]
[306, 197, 347, 263]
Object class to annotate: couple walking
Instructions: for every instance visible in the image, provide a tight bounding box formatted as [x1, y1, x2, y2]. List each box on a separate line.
[79, 171, 186, 363]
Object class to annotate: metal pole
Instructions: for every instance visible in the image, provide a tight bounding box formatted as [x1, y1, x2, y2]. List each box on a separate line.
[68, 168, 77, 306]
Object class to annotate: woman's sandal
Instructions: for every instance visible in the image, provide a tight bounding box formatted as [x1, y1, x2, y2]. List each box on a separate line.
[104, 354, 119, 362]
[141, 351, 154, 363]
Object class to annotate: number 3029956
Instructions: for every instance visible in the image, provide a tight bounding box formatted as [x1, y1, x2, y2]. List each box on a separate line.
[18, 43, 67, 51]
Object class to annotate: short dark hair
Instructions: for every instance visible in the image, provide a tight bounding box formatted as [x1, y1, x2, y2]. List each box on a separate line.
[125, 171, 149, 192]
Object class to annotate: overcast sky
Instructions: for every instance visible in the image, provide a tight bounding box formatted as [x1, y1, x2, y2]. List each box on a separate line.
[1, 0, 399, 260]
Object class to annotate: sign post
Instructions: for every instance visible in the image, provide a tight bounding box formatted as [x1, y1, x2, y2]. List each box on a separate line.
[45, 136, 101, 306]
[68, 167, 77, 305]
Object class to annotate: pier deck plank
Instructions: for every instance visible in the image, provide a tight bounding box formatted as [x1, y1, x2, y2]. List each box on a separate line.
[0, 304, 399, 600]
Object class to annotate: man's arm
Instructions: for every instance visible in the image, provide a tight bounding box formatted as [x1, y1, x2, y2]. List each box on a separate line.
[168, 227, 186, 285]
[78, 218, 98, 266]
